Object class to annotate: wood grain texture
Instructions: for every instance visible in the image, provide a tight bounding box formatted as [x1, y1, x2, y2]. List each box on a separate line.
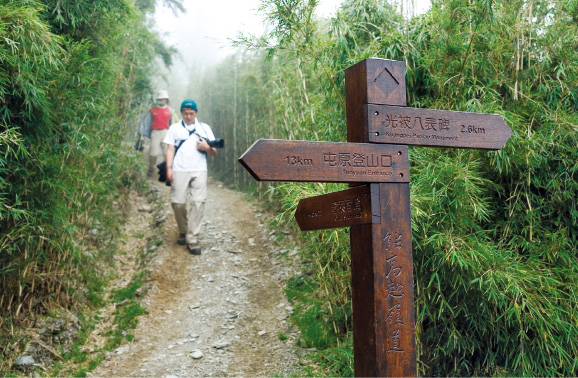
[367, 104, 512, 149]
[238, 139, 409, 183]
[295, 185, 377, 231]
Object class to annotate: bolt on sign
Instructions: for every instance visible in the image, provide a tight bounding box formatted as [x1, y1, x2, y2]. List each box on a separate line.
[238, 58, 512, 377]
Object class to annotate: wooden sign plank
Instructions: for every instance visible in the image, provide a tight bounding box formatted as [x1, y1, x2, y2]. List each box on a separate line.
[238, 139, 410, 183]
[367, 104, 512, 149]
[295, 184, 380, 231]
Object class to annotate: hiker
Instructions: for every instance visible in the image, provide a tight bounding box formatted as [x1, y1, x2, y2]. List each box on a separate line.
[163, 99, 218, 255]
[139, 90, 179, 176]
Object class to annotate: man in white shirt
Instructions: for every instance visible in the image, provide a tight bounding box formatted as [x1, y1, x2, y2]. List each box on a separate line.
[163, 99, 217, 254]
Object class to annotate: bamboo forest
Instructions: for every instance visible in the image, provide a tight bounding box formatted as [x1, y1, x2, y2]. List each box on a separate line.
[1, 0, 578, 376]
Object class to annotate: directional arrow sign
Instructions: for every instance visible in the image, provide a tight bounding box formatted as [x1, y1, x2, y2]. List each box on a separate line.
[295, 184, 380, 231]
[367, 104, 512, 149]
[238, 139, 409, 183]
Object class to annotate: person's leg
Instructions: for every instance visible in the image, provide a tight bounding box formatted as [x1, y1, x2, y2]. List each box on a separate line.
[160, 136, 168, 156]
[148, 129, 168, 176]
[171, 171, 193, 245]
[148, 156, 157, 177]
[186, 171, 208, 252]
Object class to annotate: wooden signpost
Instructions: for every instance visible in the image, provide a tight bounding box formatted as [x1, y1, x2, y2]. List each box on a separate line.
[238, 58, 512, 377]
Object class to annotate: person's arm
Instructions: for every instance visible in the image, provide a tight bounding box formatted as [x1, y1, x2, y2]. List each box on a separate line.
[141, 112, 153, 138]
[197, 123, 217, 157]
[165, 144, 176, 183]
[197, 139, 217, 157]
[170, 108, 180, 124]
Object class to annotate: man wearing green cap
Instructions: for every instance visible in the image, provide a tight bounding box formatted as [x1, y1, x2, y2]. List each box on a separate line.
[163, 99, 218, 255]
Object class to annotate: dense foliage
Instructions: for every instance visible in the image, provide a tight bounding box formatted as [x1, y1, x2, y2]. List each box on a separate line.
[194, 0, 578, 375]
[0, 0, 179, 370]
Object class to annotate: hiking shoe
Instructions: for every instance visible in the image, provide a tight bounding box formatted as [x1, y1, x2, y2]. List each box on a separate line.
[188, 246, 201, 255]
[177, 234, 186, 245]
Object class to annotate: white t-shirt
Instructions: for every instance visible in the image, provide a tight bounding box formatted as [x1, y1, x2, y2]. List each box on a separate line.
[163, 120, 215, 172]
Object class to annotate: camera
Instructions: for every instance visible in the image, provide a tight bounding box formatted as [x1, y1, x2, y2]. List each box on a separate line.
[205, 138, 224, 149]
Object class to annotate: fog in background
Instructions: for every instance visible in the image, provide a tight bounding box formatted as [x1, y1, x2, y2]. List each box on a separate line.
[151, 0, 431, 108]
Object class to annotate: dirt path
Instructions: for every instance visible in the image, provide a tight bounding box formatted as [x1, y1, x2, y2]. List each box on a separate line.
[91, 178, 302, 377]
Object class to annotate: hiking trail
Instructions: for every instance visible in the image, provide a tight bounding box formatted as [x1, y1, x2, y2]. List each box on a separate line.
[91, 177, 306, 377]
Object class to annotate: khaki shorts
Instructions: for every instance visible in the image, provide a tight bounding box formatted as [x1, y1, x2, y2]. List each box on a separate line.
[150, 129, 168, 157]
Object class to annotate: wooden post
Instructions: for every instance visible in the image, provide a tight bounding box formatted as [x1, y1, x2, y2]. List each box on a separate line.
[345, 58, 417, 377]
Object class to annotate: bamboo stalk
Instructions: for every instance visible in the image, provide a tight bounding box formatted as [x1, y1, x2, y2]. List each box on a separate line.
[324, 282, 339, 335]
[233, 60, 238, 187]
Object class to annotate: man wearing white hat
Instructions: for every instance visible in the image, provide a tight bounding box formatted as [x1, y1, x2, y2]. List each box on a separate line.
[140, 90, 180, 176]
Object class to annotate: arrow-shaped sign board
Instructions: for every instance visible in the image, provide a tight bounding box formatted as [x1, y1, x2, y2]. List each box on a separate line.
[367, 104, 512, 149]
[295, 185, 379, 231]
[239, 139, 410, 183]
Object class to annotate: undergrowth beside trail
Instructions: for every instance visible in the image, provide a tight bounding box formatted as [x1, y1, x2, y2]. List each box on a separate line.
[271, 183, 354, 378]
[0, 0, 181, 374]
[2, 174, 164, 376]
[285, 275, 354, 377]
[1, 172, 153, 375]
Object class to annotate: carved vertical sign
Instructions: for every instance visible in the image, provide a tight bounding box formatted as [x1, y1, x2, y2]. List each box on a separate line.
[376, 183, 416, 374]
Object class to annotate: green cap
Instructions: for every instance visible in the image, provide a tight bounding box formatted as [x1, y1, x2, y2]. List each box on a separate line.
[180, 99, 197, 111]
